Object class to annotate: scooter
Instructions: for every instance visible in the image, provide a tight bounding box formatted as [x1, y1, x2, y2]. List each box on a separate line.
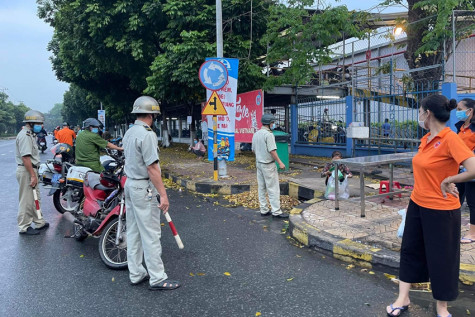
[37, 132, 47, 153]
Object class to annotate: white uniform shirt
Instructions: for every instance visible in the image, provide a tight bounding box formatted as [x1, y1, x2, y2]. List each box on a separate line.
[252, 126, 276, 164]
[123, 120, 159, 179]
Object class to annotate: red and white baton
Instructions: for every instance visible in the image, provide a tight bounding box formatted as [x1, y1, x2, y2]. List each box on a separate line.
[157, 195, 184, 249]
[32, 186, 43, 220]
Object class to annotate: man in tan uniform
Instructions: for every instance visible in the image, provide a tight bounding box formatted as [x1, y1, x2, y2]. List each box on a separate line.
[16, 110, 49, 235]
[252, 114, 288, 218]
[123, 96, 180, 290]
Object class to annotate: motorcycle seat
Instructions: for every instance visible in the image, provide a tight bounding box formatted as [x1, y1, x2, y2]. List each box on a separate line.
[86, 172, 113, 192]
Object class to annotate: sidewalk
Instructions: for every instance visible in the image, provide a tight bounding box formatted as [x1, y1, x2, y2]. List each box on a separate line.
[159, 144, 475, 286]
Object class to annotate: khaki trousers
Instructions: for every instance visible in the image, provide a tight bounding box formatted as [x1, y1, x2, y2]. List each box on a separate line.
[125, 179, 168, 285]
[256, 162, 282, 215]
[16, 166, 46, 232]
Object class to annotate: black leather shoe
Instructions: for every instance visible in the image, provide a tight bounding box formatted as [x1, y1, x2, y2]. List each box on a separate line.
[19, 227, 40, 235]
[260, 212, 271, 217]
[130, 275, 149, 286]
[272, 213, 289, 219]
[36, 222, 50, 230]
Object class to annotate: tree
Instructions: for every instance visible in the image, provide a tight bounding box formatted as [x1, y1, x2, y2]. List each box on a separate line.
[37, 0, 168, 115]
[262, 1, 368, 89]
[381, 0, 475, 87]
[0, 92, 30, 135]
[44, 103, 63, 131]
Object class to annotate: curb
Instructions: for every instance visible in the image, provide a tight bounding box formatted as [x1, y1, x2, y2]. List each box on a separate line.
[162, 171, 321, 200]
[289, 203, 475, 286]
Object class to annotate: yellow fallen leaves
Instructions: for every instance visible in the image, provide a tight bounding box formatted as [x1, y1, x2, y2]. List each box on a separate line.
[286, 277, 294, 282]
[384, 273, 396, 280]
[189, 272, 206, 277]
[223, 191, 299, 210]
[255, 312, 262, 316]
[224, 272, 231, 276]
[80, 255, 84, 258]
[112, 277, 115, 282]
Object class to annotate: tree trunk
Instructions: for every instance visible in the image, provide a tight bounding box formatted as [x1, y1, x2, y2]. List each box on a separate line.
[161, 112, 170, 148]
[404, 0, 445, 90]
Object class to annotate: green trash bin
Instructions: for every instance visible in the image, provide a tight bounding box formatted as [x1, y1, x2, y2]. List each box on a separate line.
[272, 130, 289, 172]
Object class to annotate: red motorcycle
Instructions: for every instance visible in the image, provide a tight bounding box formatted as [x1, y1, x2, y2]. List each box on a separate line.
[72, 153, 128, 270]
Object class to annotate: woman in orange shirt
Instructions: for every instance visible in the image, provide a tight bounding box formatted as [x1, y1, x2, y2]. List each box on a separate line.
[455, 98, 475, 244]
[386, 95, 475, 317]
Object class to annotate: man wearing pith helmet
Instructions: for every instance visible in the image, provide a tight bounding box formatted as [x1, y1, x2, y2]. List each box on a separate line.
[15, 110, 49, 235]
[123, 96, 180, 290]
[252, 113, 288, 218]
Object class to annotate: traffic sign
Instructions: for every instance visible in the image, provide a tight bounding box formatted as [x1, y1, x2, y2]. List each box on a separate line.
[199, 60, 228, 91]
[202, 91, 227, 115]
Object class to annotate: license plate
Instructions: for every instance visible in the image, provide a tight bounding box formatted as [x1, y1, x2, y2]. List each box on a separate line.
[52, 174, 61, 184]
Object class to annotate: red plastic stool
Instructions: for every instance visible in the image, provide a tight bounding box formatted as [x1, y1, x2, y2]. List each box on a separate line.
[379, 180, 402, 198]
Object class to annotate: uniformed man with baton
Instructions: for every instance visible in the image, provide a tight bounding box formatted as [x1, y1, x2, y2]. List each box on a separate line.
[123, 96, 180, 290]
[16, 110, 49, 235]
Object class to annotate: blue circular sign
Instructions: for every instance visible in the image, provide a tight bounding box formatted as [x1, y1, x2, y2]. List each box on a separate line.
[199, 60, 228, 91]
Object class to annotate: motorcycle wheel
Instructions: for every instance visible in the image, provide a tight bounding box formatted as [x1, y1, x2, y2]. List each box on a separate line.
[53, 189, 81, 214]
[98, 217, 127, 270]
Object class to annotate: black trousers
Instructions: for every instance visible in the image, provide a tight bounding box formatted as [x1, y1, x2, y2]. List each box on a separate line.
[399, 200, 461, 301]
[191, 149, 205, 157]
[456, 182, 475, 225]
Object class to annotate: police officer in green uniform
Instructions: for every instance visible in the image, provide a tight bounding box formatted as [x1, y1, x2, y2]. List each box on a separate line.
[16, 110, 49, 235]
[75, 118, 123, 172]
[123, 96, 180, 290]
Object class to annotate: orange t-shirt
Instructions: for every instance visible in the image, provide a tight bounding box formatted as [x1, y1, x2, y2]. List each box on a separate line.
[458, 124, 475, 151]
[411, 127, 474, 210]
[56, 127, 76, 146]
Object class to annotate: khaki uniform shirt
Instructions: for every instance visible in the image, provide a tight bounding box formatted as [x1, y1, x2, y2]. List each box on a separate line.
[16, 127, 40, 166]
[123, 120, 159, 179]
[252, 126, 276, 164]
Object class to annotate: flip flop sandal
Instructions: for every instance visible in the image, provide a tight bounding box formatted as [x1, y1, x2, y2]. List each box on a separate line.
[461, 237, 475, 244]
[149, 279, 181, 291]
[437, 315, 452, 317]
[387, 304, 409, 317]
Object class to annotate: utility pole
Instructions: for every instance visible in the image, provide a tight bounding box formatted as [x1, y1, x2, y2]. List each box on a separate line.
[216, 0, 223, 58]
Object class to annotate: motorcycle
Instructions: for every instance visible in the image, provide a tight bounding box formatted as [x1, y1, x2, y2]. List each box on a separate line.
[39, 148, 127, 269]
[37, 132, 47, 153]
[73, 153, 127, 269]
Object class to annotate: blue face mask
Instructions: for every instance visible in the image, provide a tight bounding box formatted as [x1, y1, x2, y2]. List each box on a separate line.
[129, 124, 134, 129]
[194, 140, 198, 144]
[33, 124, 42, 133]
[91, 128, 99, 134]
[270, 123, 276, 130]
[455, 110, 470, 122]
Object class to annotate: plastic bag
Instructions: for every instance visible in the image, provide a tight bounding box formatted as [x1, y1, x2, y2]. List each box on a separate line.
[397, 209, 407, 238]
[324, 175, 349, 200]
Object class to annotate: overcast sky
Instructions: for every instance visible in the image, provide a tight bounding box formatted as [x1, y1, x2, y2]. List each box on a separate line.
[0, 0, 406, 114]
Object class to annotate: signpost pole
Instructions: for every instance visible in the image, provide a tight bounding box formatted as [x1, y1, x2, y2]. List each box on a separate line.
[213, 115, 218, 181]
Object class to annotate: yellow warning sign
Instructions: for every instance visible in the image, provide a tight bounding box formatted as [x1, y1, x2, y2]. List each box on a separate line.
[202, 91, 227, 115]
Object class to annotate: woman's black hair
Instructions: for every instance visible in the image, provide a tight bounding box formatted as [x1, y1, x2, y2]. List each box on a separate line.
[331, 150, 342, 158]
[420, 94, 457, 123]
[459, 98, 475, 124]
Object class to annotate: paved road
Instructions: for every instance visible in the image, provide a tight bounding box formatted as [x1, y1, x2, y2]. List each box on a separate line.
[0, 137, 473, 316]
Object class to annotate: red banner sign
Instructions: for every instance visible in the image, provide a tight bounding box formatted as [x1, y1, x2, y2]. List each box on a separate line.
[234, 90, 263, 143]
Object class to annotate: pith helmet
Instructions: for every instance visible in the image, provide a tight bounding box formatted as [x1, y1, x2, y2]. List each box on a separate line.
[23, 110, 45, 123]
[131, 96, 161, 114]
[261, 113, 275, 125]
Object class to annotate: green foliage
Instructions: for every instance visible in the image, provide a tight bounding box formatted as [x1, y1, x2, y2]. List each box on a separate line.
[0, 92, 31, 135]
[146, 0, 271, 106]
[44, 103, 63, 131]
[263, 2, 368, 89]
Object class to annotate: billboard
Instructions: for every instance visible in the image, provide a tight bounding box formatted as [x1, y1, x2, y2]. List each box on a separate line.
[234, 90, 263, 143]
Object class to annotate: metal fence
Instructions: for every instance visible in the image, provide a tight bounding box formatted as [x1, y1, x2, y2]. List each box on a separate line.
[295, 97, 347, 145]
